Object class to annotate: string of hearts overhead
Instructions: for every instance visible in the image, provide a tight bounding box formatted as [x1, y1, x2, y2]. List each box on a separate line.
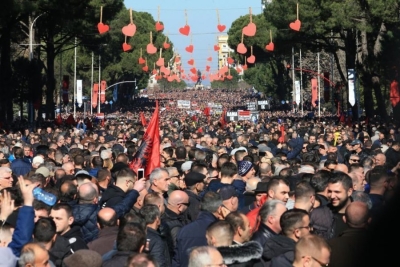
[96, 4, 302, 82]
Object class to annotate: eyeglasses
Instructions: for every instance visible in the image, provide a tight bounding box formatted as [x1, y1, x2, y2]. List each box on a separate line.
[296, 224, 312, 231]
[311, 256, 329, 266]
[350, 159, 359, 162]
[178, 202, 190, 206]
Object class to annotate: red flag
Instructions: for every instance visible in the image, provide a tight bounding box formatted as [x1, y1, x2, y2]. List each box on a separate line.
[100, 80, 106, 104]
[219, 109, 227, 127]
[92, 83, 99, 108]
[390, 80, 400, 107]
[55, 114, 62, 126]
[311, 78, 318, 107]
[66, 114, 75, 126]
[203, 107, 211, 116]
[129, 101, 160, 177]
[278, 125, 285, 143]
[191, 114, 197, 122]
[140, 112, 147, 126]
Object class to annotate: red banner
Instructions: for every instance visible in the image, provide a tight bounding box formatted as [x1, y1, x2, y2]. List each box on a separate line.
[323, 72, 330, 102]
[311, 78, 318, 107]
[390, 80, 400, 107]
[100, 80, 106, 104]
[62, 75, 69, 105]
[92, 83, 99, 108]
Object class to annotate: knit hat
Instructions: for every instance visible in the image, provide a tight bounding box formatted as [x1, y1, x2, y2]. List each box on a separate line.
[63, 250, 102, 267]
[238, 161, 253, 176]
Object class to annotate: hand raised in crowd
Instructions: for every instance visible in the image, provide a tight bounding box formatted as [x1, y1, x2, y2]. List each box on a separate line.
[133, 178, 147, 192]
[0, 190, 15, 222]
[18, 176, 37, 206]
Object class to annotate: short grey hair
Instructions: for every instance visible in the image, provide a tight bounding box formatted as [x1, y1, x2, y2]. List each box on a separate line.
[351, 191, 373, 210]
[149, 167, 169, 184]
[189, 246, 220, 267]
[259, 199, 285, 223]
[19, 243, 47, 267]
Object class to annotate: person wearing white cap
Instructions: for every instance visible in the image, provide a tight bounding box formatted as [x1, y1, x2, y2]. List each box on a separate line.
[32, 156, 44, 169]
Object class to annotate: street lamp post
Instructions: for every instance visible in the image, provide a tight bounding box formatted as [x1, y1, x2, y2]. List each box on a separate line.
[28, 13, 43, 123]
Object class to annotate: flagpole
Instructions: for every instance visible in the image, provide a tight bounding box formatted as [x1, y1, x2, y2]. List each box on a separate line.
[91, 52, 94, 115]
[73, 37, 77, 119]
[317, 52, 321, 117]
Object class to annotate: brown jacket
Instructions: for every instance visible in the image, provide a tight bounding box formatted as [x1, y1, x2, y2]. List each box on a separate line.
[87, 226, 118, 256]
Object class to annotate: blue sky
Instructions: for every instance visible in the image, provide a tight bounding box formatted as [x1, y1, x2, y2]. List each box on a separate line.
[124, 0, 262, 84]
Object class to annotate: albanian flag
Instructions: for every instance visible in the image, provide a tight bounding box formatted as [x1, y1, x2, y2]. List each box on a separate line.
[129, 101, 160, 178]
[219, 109, 227, 128]
[140, 112, 147, 127]
[278, 125, 286, 143]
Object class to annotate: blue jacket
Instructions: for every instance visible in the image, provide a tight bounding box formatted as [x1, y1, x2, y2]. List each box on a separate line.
[72, 189, 140, 243]
[11, 158, 32, 177]
[283, 137, 304, 160]
[172, 211, 218, 267]
[206, 179, 246, 210]
[8, 206, 35, 257]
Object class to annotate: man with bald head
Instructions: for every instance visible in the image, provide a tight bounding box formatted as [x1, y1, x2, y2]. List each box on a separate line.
[88, 207, 119, 256]
[162, 190, 190, 248]
[19, 243, 51, 267]
[334, 163, 349, 174]
[328, 202, 369, 267]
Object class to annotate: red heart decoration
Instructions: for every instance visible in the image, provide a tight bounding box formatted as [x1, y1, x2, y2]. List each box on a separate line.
[155, 22, 164, 31]
[156, 58, 165, 67]
[122, 43, 132, 52]
[152, 69, 158, 75]
[227, 57, 234, 65]
[179, 25, 190, 36]
[122, 23, 137, 37]
[97, 23, 109, 34]
[289, 20, 301, 31]
[175, 57, 180, 63]
[265, 42, 275, 52]
[227, 75, 233, 80]
[146, 43, 157, 54]
[236, 67, 241, 73]
[217, 24, 226, 32]
[242, 23, 256, 37]
[163, 42, 171, 49]
[190, 68, 197, 74]
[243, 64, 248, 70]
[142, 66, 149, 72]
[202, 75, 206, 80]
[247, 55, 256, 64]
[188, 59, 195, 65]
[167, 76, 174, 82]
[155, 75, 161, 80]
[207, 57, 212, 62]
[214, 45, 220, 51]
[164, 68, 171, 76]
[237, 43, 247, 54]
[206, 65, 211, 72]
[185, 45, 194, 53]
[138, 57, 146, 65]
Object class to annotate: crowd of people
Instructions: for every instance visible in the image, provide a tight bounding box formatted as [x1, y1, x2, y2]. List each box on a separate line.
[0, 88, 399, 267]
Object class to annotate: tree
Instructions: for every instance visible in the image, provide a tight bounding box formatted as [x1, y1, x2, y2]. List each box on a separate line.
[211, 67, 240, 89]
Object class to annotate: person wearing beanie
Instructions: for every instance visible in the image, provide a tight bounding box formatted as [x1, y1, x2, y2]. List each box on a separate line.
[237, 161, 256, 182]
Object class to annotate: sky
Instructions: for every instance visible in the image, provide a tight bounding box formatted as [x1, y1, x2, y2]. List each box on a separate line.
[123, 0, 262, 85]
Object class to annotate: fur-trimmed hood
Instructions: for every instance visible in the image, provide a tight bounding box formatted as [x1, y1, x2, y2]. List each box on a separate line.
[217, 241, 263, 265]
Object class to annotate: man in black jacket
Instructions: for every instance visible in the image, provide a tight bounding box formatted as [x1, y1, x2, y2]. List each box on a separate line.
[141, 204, 171, 267]
[99, 168, 137, 208]
[267, 209, 311, 266]
[251, 200, 287, 248]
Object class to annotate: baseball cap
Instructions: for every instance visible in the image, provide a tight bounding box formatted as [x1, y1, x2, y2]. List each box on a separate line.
[350, 139, 363, 146]
[35, 166, 50, 177]
[230, 147, 247, 156]
[32, 156, 44, 165]
[181, 161, 193, 172]
[75, 170, 92, 179]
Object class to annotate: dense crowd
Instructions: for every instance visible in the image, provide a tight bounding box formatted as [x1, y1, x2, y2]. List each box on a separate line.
[0, 88, 398, 267]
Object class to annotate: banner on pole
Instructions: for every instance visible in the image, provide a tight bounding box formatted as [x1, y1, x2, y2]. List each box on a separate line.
[100, 80, 107, 104]
[295, 81, 300, 104]
[92, 83, 98, 108]
[311, 78, 318, 107]
[77, 80, 83, 107]
[348, 69, 356, 106]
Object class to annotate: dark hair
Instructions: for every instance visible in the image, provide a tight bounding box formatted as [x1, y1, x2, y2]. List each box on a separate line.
[329, 172, 353, 191]
[120, 211, 146, 230]
[33, 199, 51, 213]
[51, 203, 73, 218]
[163, 147, 174, 158]
[26, 173, 46, 187]
[280, 209, 309, 236]
[366, 166, 388, 187]
[295, 181, 315, 200]
[127, 145, 136, 156]
[116, 223, 146, 252]
[92, 156, 103, 168]
[220, 162, 238, 178]
[0, 187, 23, 207]
[175, 146, 187, 160]
[225, 211, 246, 232]
[59, 180, 77, 203]
[34, 218, 56, 243]
[139, 204, 161, 225]
[13, 147, 24, 159]
[310, 170, 332, 192]
[127, 253, 159, 267]
[267, 177, 290, 192]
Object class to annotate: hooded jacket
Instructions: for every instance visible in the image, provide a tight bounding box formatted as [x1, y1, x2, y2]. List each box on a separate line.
[62, 225, 88, 252]
[217, 241, 265, 267]
[49, 236, 72, 267]
[99, 184, 126, 208]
